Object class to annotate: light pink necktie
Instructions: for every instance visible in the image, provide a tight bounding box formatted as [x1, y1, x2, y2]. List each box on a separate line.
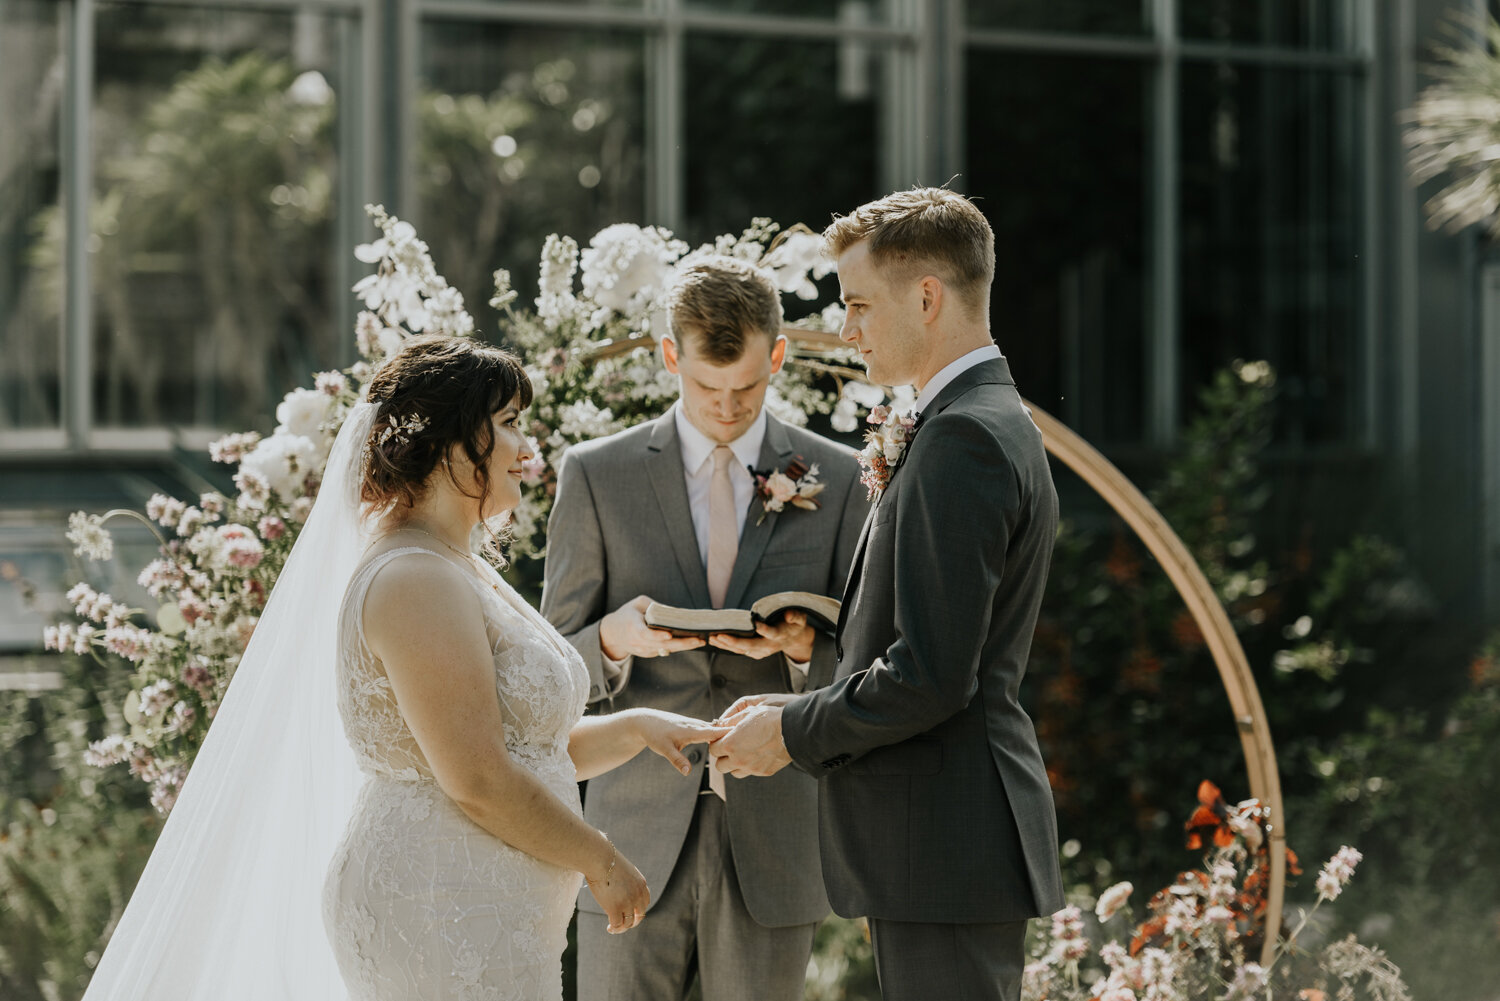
[706, 445, 738, 610]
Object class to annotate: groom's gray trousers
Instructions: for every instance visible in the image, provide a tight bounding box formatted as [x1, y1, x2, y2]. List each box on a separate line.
[576, 794, 817, 1001]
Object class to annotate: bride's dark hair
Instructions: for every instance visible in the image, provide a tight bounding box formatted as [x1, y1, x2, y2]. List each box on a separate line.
[361, 334, 533, 521]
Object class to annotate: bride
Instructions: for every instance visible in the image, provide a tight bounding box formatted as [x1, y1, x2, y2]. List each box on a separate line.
[81, 335, 719, 1001]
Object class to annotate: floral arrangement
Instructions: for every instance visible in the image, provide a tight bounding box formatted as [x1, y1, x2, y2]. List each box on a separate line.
[1024, 782, 1409, 1001]
[750, 457, 825, 524]
[498, 218, 894, 559]
[858, 404, 921, 499]
[46, 208, 889, 809]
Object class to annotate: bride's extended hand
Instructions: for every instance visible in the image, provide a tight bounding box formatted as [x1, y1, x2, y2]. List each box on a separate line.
[630, 709, 728, 775]
[585, 844, 650, 934]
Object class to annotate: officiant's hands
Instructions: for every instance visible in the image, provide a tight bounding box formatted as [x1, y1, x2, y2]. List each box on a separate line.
[707, 693, 796, 777]
[600, 595, 706, 661]
[707, 610, 815, 662]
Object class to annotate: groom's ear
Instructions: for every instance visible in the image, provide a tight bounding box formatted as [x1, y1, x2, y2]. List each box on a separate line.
[661, 333, 681, 374]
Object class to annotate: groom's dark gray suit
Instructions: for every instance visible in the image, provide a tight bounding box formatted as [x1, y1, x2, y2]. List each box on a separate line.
[542, 407, 867, 1000]
[781, 356, 1064, 997]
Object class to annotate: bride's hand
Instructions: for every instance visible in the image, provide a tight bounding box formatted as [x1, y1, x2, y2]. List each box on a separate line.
[585, 846, 650, 934]
[630, 709, 727, 775]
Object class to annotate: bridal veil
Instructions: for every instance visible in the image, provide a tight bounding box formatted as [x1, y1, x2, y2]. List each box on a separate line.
[81, 402, 378, 1000]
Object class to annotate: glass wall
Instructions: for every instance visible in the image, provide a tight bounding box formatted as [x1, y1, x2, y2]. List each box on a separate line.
[0, 0, 63, 431]
[88, 4, 351, 432]
[419, 22, 647, 326]
[0, 0, 1374, 453]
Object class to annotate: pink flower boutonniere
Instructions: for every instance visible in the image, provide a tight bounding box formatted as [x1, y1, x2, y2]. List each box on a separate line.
[751, 456, 825, 524]
[858, 404, 919, 500]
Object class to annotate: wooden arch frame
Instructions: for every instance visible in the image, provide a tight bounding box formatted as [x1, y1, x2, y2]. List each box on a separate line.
[587, 331, 1286, 962]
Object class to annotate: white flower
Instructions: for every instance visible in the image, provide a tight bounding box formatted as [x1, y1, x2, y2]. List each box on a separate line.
[557, 399, 622, 440]
[215, 524, 265, 570]
[537, 233, 582, 326]
[580, 223, 686, 324]
[239, 432, 320, 501]
[761, 383, 810, 428]
[763, 229, 833, 300]
[208, 432, 261, 465]
[830, 398, 859, 433]
[146, 493, 187, 527]
[276, 388, 334, 446]
[1095, 880, 1134, 922]
[66, 512, 114, 561]
[1316, 845, 1362, 901]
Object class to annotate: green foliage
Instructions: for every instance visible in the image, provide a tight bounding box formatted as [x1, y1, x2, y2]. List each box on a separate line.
[1290, 660, 1500, 1000]
[1027, 361, 1417, 893]
[0, 655, 158, 1001]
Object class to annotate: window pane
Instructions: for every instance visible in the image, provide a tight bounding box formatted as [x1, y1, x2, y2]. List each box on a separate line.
[965, 53, 1148, 444]
[686, 0, 883, 20]
[419, 24, 646, 324]
[684, 35, 882, 252]
[0, 1, 63, 430]
[967, 0, 1145, 35]
[1181, 0, 1354, 51]
[91, 4, 349, 430]
[1180, 64, 1361, 443]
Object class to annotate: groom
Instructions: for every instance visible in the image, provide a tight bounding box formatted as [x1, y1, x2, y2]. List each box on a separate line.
[709, 188, 1064, 1001]
[542, 256, 868, 1001]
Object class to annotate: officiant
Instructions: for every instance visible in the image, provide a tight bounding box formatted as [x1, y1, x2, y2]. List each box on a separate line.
[542, 256, 868, 1001]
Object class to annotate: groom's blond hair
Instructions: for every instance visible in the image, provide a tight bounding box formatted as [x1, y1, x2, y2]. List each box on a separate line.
[823, 187, 994, 313]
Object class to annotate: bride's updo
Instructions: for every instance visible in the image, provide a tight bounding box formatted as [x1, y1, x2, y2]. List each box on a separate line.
[361, 334, 533, 517]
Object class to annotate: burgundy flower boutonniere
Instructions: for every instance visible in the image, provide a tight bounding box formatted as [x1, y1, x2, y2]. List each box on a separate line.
[750, 456, 825, 525]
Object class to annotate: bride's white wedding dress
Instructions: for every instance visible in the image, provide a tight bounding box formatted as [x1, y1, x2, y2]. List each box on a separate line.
[324, 546, 590, 1001]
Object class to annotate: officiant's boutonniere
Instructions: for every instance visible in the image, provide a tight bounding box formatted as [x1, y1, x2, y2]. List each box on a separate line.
[750, 457, 825, 524]
[858, 405, 919, 500]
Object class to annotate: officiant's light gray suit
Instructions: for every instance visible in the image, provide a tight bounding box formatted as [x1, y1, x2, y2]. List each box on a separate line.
[542, 406, 867, 1001]
[781, 355, 1065, 999]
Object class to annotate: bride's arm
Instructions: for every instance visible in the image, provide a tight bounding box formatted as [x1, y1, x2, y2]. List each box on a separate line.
[364, 556, 647, 930]
[568, 709, 724, 783]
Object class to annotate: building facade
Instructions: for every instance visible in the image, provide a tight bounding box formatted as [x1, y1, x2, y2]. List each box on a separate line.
[1, 0, 1496, 663]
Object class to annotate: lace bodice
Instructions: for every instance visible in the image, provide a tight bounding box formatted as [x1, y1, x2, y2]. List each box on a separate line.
[326, 545, 589, 1001]
[334, 546, 590, 785]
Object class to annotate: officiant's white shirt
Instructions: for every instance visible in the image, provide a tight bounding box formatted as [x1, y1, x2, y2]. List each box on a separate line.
[601, 401, 808, 686]
[915, 344, 1002, 415]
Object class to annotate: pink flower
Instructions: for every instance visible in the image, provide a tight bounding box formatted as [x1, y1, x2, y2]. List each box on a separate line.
[1316, 846, 1362, 901]
[1096, 880, 1134, 921]
[766, 472, 798, 504]
[217, 524, 265, 569]
[867, 404, 891, 425]
[257, 515, 287, 541]
[315, 370, 347, 396]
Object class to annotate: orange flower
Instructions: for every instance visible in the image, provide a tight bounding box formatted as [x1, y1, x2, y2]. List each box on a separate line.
[1185, 780, 1235, 850]
[1299, 991, 1326, 1001]
[1170, 610, 1204, 650]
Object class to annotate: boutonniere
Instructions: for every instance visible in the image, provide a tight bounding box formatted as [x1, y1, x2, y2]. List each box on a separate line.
[858, 405, 919, 500]
[750, 457, 825, 524]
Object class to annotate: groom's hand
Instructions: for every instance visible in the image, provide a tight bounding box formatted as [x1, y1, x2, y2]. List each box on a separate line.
[709, 705, 792, 778]
[707, 610, 814, 661]
[600, 595, 706, 661]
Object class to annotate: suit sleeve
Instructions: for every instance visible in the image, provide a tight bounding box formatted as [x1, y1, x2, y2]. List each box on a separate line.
[782, 413, 1017, 767]
[539, 449, 623, 704]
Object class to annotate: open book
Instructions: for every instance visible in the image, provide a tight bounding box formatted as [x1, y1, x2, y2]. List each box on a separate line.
[644, 591, 841, 638]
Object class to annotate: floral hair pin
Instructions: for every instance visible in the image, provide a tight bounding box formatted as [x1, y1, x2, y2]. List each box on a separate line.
[858, 405, 920, 500]
[362, 412, 429, 467]
[750, 457, 825, 524]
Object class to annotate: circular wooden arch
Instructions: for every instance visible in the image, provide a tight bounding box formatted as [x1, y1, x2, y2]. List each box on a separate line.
[588, 331, 1286, 961]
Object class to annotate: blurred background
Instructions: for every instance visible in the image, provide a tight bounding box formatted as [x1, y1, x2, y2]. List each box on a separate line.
[3, 1, 1499, 999]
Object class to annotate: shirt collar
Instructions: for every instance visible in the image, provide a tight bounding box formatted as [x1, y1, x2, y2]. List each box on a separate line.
[915, 344, 1002, 414]
[673, 401, 768, 475]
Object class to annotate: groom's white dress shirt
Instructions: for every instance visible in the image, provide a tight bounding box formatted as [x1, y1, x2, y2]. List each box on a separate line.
[601, 401, 809, 687]
[915, 344, 1002, 416]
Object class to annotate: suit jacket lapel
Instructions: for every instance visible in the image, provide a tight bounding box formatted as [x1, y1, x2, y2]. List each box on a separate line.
[645, 413, 713, 609]
[722, 415, 792, 610]
[833, 357, 1017, 649]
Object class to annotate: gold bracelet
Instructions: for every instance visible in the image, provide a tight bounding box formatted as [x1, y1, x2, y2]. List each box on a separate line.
[586, 837, 617, 887]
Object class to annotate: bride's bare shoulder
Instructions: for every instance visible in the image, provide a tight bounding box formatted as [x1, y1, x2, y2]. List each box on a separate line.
[361, 548, 481, 635]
